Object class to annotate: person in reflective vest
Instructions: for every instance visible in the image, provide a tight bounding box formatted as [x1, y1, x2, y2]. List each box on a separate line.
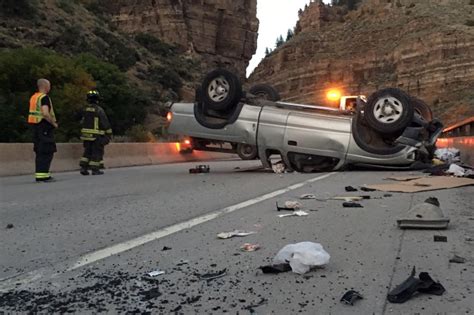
[79, 90, 112, 175]
[28, 78, 58, 182]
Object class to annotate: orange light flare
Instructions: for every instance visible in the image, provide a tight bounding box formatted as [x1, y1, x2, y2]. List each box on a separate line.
[166, 112, 173, 122]
[184, 139, 191, 145]
[326, 89, 342, 102]
[175, 142, 181, 152]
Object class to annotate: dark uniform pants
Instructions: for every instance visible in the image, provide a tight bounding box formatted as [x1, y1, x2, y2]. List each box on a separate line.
[80, 138, 105, 171]
[33, 122, 57, 179]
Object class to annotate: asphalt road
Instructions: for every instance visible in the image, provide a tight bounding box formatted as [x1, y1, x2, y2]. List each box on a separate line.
[0, 159, 473, 314]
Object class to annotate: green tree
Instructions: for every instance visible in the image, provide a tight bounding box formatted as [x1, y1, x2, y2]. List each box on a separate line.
[275, 35, 285, 48]
[265, 47, 271, 56]
[286, 29, 294, 41]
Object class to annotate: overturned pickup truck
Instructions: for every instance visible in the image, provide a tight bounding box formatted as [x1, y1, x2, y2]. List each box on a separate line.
[167, 69, 443, 172]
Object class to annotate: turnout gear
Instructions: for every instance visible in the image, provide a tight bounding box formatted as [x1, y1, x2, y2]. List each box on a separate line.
[29, 92, 57, 182]
[79, 91, 112, 174]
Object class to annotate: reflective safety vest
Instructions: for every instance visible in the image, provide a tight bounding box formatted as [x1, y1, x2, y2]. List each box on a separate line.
[80, 105, 112, 141]
[28, 92, 56, 124]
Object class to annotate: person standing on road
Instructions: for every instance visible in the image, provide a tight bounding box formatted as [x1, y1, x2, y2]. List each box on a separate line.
[28, 78, 58, 183]
[79, 90, 112, 175]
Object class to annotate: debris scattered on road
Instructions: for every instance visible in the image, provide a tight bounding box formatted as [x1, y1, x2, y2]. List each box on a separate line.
[466, 236, 474, 242]
[273, 242, 330, 274]
[242, 298, 268, 312]
[300, 194, 317, 200]
[343, 202, 363, 208]
[384, 194, 393, 197]
[340, 290, 363, 306]
[397, 197, 449, 229]
[332, 196, 364, 202]
[434, 148, 461, 164]
[278, 210, 309, 218]
[176, 259, 189, 266]
[285, 201, 302, 209]
[446, 164, 472, 177]
[162, 246, 172, 251]
[434, 235, 448, 242]
[360, 187, 377, 192]
[147, 270, 165, 277]
[449, 255, 466, 264]
[189, 165, 210, 174]
[5, 223, 14, 229]
[366, 176, 474, 193]
[345, 186, 358, 192]
[198, 268, 227, 281]
[272, 161, 287, 174]
[385, 175, 424, 181]
[387, 267, 445, 303]
[240, 243, 260, 252]
[259, 263, 292, 274]
[217, 230, 256, 239]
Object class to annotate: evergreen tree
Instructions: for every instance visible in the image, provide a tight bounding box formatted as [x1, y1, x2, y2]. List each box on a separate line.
[275, 35, 284, 48]
[265, 47, 271, 56]
[286, 29, 294, 41]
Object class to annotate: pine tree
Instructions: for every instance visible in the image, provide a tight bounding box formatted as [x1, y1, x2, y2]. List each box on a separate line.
[265, 47, 271, 56]
[286, 29, 294, 41]
[275, 35, 284, 48]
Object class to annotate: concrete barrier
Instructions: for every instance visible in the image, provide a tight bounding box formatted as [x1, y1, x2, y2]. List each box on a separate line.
[0, 143, 237, 177]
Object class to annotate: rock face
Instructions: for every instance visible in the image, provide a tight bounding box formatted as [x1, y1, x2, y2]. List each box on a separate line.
[107, 0, 259, 78]
[249, 0, 474, 125]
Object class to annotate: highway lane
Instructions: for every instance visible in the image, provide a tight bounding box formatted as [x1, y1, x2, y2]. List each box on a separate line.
[1, 160, 473, 314]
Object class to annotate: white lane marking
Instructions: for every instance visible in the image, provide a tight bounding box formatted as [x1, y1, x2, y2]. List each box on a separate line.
[68, 172, 336, 271]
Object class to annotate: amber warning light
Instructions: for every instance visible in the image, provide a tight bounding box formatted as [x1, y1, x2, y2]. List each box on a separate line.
[166, 112, 173, 122]
[326, 89, 341, 102]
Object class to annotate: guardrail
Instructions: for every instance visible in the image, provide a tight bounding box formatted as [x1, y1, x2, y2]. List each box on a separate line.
[0, 143, 237, 177]
[437, 116, 474, 165]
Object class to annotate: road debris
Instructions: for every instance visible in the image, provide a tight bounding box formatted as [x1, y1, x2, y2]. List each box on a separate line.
[387, 267, 445, 303]
[189, 165, 210, 174]
[272, 242, 330, 274]
[360, 187, 377, 192]
[332, 196, 364, 202]
[278, 210, 309, 218]
[434, 235, 448, 242]
[366, 176, 474, 193]
[259, 263, 292, 274]
[240, 243, 260, 252]
[272, 161, 287, 174]
[242, 298, 268, 312]
[446, 164, 474, 177]
[449, 255, 466, 264]
[340, 290, 363, 306]
[162, 246, 172, 251]
[345, 186, 358, 192]
[434, 148, 461, 164]
[5, 223, 14, 229]
[276, 201, 302, 211]
[198, 268, 227, 281]
[217, 230, 256, 239]
[397, 197, 449, 229]
[343, 202, 363, 208]
[300, 194, 317, 200]
[147, 270, 165, 277]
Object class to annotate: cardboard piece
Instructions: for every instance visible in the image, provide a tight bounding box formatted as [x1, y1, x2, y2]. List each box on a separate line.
[384, 176, 425, 181]
[367, 176, 474, 193]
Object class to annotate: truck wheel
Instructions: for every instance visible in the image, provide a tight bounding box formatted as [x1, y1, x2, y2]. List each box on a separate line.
[411, 97, 433, 122]
[201, 69, 242, 112]
[236, 143, 258, 160]
[249, 84, 281, 101]
[365, 88, 414, 135]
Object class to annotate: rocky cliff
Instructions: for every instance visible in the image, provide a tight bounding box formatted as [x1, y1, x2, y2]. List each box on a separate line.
[106, 0, 259, 78]
[249, 0, 474, 125]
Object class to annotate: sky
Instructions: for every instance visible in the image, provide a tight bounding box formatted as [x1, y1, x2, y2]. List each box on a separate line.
[247, 0, 330, 77]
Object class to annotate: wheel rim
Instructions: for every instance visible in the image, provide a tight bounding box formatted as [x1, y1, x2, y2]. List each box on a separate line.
[373, 96, 403, 124]
[240, 144, 254, 157]
[207, 76, 230, 102]
[255, 92, 269, 100]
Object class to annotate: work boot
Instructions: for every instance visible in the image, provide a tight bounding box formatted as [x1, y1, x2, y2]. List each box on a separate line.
[36, 177, 56, 183]
[91, 170, 104, 175]
[80, 167, 89, 176]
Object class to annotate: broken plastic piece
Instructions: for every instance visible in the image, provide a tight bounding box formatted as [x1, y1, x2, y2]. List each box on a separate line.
[162, 246, 172, 251]
[272, 162, 287, 174]
[343, 202, 363, 208]
[199, 269, 227, 281]
[300, 194, 317, 200]
[273, 242, 330, 274]
[259, 263, 291, 274]
[240, 243, 260, 252]
[434, 235, 447, 242]
[387, 267, 445, 303]
[397, 197, 449, 229]
[147, 270, 165, 277]
[340, 290, 363, 305]
[278, 210, 309, 218]
[446, 164, 466, 177]
[332, 196, 364, 202]
[345, 186, 358, 192]
[189, 165, 210, 174]
[360, 187, 377, 192]
[6, 224, 14, 229]
[284, 201, 302, 209]
[217, 230, 256, 239]
[449, 255, 466, 264]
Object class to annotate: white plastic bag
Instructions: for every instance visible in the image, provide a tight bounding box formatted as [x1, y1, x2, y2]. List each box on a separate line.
[446, 164, 465, 177]
[273, 242, 330, 274]
[434, 148, 460, 164]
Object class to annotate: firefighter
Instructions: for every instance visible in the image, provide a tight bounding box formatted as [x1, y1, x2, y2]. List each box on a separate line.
[79, 90, 112, 175]
[28, 78, 58, 182]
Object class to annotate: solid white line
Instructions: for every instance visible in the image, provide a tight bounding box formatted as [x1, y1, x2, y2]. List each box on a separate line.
[67, 172, 336, 271]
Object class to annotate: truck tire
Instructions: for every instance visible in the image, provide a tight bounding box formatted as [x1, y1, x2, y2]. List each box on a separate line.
[365, 88, 414, 135]
[201, 69, 242, 112]
[249, 84, 281, 101]
[411, 97, 433, 122]
[236, 143, 258, 160]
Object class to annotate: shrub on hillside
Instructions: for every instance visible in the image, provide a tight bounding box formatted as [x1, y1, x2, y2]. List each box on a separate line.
[0, 0, 38, 19]
[135, 33, 176, 57]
